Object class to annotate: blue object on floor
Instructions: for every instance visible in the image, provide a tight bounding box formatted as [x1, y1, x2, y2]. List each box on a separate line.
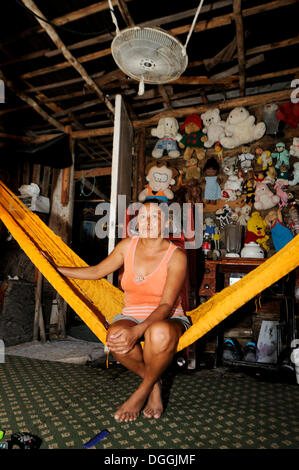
[83, 430, 110, 449]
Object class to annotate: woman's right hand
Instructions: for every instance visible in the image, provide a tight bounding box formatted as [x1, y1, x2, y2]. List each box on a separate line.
[106, 326, 140, 355]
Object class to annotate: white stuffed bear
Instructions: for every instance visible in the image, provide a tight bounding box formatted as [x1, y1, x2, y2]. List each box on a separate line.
[220, 107, 266, 149]
[201, 108, 226, 148]
[151, 117, 182, 159]
[290, 137, 299, 158]
[288, 162, 299, 186]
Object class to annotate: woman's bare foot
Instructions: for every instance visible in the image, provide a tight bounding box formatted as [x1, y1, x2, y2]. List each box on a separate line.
[114, 387, 149, 422]
[143, 380, 163, 419]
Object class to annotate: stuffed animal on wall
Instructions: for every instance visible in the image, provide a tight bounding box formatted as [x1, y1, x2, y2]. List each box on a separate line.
[288, 162, 299, 186]
[254, 181, 280, 210]
[244, 211, 269, 252]
[221, 166, 243, 201]
[179, 114, 207, 161]
[264, 208, 294, 252]
[151, 117, 182, 159]
[235, 204, 252, 226]
[276, 102, 299, 129]
[271, 142, 290, 169]
[138, 161, 178, 202]
[263, 103, 280, 136]
[201, 108, 226, 148]
[220, 106, 266, 149]
[215, 204, 232, 227]
[255, 147, 272, 171]
[264, 166, 277, 185]
[184, 157, 201, 180]
[184, 179, 202, 204]
[290, 137, 299, 158]
[274, 179, 288, 208]
[202, 157, 222, 204]
[238, 144, 255, 171]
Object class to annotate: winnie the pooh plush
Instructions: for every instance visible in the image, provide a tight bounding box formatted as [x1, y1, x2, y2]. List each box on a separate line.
[220, 106, 266, 149]
[244, 211, 269, 252]
[179, 114, 207, 161]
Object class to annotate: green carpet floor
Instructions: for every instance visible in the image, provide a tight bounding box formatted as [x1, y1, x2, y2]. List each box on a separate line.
[0, 355, 298, 450]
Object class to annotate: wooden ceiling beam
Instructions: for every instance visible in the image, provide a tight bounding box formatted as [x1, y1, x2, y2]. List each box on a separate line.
[20, 0, 115, 117]
[233, 0, 246, 97]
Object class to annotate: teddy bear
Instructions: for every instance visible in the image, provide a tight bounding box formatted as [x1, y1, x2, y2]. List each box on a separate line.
[238, 144, 255, 171]
[288, 162, 299, 186]
[220, 106, 266, 149]
[151, 117, 182, 159]
[138, 161, 178, 202]
[262, 103, 280, 136]
[235, 204, 251, 226]
[201, 108, 226, 148]
[264, 208, 293, 252]
[183, 157, 201, 181]
[179, 114, 207, 161]
[254, 181, 280, 210]
[290, 137, 299, 158]
[255, 147, 272, 171]
[244, 211, 269, 252]
[271, 142, 290, 169]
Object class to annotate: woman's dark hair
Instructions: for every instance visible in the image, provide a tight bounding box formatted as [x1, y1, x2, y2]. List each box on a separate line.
[203, 157, 220, 173]
[143, 197, 170, 206]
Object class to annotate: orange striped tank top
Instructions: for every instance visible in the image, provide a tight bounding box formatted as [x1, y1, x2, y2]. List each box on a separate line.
[121, 236, 184, 320]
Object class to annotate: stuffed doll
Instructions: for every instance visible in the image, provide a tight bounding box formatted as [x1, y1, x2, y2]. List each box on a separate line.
[184, 178, 202, 204]
[263, 103, 280, 136]
[276, 101, 299, 129]
[201, 108, 226, 148]
[290, 137, 299, 158]
[151, 117, 182, 158]
[264, 208, 293, 252]
[221, 165, 243, 201]
[238, 144, 255, 171]
[203, 217, 216, 238]
[254, 170, 265, 183]
[271, 142, 290, 169]
[220, 106, 266, 149]
[202, 157, 222, 204]
[183, 157, 201, 180]
[254, 181, 280, 210]
[274, 179, 288, 208]
[179, 114, 207, 161]
[288, 162, 299, 186]
[255, 147, 272, 171]
[264, 166, 277, 185]
[242, 175, 256, 204]
[235, 204, 251, 226]
[214, 141, 223, 162]
[138, 161, 178, 202]
[244, 211, 269, 252]
[215, 204, 232, 227]
[276, 164, 290, 183]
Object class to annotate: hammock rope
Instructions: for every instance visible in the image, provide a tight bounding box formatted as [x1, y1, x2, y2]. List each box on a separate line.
[0, 180, 298, 352]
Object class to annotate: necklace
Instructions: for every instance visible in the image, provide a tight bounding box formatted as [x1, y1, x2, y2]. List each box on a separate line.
[135, 274, 145, 282]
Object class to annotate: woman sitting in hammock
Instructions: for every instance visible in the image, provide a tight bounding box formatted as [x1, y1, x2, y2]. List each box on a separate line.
[56, 199, 191, 422]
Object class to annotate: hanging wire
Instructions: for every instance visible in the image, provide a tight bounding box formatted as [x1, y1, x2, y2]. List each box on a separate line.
[107, 0, 120, 34]
[182, 0, 205, 56]
[79, 172, 96, 197]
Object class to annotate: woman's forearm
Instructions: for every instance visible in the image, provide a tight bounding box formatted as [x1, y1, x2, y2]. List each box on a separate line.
[57, 265, 103, 280]
[134, 304, 173, 337]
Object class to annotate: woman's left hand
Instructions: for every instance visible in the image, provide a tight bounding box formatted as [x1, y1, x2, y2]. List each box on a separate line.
[106, 326, 140, 355]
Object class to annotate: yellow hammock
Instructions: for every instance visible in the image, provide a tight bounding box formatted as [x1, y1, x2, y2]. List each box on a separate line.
[0, 180, 298, 352]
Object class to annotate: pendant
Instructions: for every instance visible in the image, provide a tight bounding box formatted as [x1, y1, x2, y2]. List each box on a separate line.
[135, 274, 145, 282]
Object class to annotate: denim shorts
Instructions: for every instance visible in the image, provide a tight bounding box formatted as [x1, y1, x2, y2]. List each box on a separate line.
[113, 313, 192, 332]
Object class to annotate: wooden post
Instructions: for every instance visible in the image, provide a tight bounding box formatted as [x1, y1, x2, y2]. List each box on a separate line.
[137, 128, 146, 197]
[61, 125, 72, 205]
[33, 270, 46, 342]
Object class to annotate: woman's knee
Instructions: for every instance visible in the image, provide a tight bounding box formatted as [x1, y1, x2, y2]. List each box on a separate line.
[144, 321, 178, 352]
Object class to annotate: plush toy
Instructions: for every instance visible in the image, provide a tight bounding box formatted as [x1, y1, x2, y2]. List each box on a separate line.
[274, 180, 288, 208]
[271, 142, 290, 169]
[184, 157, 201, 181]
[201, 108, 226, 148]
[138, 161, 178, 202]
[221, 155, 238, 171]
[264, 208, 293, 252]
[254, 181, 280, 210]
[179, 114, 207, 161]
[184, 179, 202, 204]
[263, 103, 280, 135]
[276, 164, 290, 183]
[203, 217, 216, 238]
[264, 166, 277, 185]
[221, 166, 243, 201]
[276, 102, 299, 129]
[215, 204, 232, 227]
[235, 204, 251, 226]
[255, 147, 272, 171]
[288, 162, 299, 186]
[202, 157, 222, 204]
[290, 137, 299, 158]
[214, 141, 223, 162]
[237, 144, 255, 172]
[242, 175, 256, 204]
[220, 106, 266, 149]
[254, 170, 265, 183]
[151, 117, 182, 159]
[244, 211, 269, 252]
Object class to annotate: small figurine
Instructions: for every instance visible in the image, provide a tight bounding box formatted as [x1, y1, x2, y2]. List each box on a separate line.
[274, 179, 288, 208]
[276, 164, 290, 183]
[242, 171, 256, 204]
[255, 147, 272, 171]
[214, 141, 223, 162]
[221, 166, 243, 202]
[235, 204, 251, 226]
[202, 157, 222, 204]
[271, 142, 290, 169]
[238, 144, 255, 171]
[215, 204, 232, 228]
[264, 208, 293, 252]
[263, 103, 280, 136]
[254, 170, 265, 183]
[179, 114, 207, 161]
[290, 137, 299, 158]
[264, 166, 277, 185]
[288, 162, 299, 186]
